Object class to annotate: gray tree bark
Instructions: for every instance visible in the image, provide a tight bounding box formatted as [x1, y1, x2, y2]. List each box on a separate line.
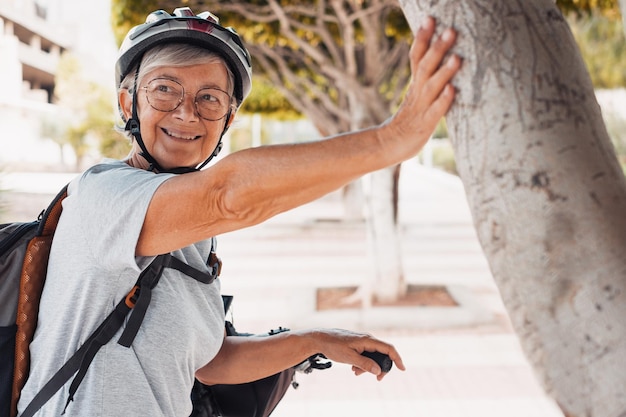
[399, 1, 626, 416]
[365, 166, 405, 302]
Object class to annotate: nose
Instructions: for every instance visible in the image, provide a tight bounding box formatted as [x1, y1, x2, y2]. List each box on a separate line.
[173, 92, 200, 121]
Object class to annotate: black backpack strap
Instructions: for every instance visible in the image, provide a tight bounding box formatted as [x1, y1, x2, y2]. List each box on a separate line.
[20, 253, 218, 417]
[117, 255, 169, 347]
[162, 253, 221, 284]
[20, 290, 133, 417]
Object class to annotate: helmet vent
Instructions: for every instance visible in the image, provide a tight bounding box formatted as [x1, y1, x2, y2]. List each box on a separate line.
[197, 11, 219, 24]
[173, 7, 195, 17]
[145, 10, 168, 24]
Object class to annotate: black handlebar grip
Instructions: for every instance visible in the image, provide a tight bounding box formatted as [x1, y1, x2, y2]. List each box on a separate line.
[361, 351, 392, 373]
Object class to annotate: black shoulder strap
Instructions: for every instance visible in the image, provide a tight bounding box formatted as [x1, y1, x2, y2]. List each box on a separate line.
[20, 253, 218, 417]
[165, 252, 222, 284]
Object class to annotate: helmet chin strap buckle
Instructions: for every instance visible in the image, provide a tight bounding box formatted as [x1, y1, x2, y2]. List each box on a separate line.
[125, 118, 141, 136]
[212, 141, 223, 158]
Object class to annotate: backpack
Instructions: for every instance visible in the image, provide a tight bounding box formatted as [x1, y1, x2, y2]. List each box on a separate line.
[0, 186, 67, 417]
[0, 187, 329, 417]
[0, 186, 221, 417]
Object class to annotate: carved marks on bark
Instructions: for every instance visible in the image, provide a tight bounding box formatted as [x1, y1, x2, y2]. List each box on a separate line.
[490, 168, 568, 202]
[530, 171, 567, 202]
[531, 71, 589, 131]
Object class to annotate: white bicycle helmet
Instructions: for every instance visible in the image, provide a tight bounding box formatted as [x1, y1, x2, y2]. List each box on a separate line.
[116, 7, 252, 173]
[116, 7, 252, 104]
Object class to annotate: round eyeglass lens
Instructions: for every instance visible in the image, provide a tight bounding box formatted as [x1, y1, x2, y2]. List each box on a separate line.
[144, 78, 232, 121]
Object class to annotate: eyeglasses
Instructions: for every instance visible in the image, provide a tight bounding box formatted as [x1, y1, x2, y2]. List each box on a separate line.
[141, 78, 233, 121]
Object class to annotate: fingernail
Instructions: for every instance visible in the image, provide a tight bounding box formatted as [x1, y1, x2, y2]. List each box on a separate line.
[372, 365, 381, 375]
[447, 55, 458, 68]
[442, 28, 454, 41]
[421, 16, 433, 30]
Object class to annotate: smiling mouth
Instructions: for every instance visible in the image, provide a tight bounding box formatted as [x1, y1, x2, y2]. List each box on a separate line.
[163, 128, 201, 141]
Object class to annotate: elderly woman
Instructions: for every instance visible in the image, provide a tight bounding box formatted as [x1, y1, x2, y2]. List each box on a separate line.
[18, 7, 460, 417]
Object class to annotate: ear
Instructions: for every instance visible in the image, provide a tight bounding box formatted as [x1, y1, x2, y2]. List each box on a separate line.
[225, 108, 237, 129]
[119, 89, 133, 121]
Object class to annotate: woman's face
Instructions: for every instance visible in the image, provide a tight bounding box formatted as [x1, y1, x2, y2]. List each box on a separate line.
[121, 61, 234, 171]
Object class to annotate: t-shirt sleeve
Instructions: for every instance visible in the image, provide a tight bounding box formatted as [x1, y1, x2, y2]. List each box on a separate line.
[58, 162, 175, 276]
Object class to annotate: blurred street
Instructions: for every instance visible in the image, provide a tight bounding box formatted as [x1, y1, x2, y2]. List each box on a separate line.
[0, 161, 564, 417]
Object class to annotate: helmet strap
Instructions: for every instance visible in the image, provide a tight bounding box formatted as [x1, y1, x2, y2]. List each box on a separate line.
[195, 108, 232, 171]
[125, 65, 171, 173]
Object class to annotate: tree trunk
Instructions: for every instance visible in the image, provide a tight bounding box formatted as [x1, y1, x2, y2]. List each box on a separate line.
[349, 90, 407, 303]
[341, 181, 365, 221]
[400, 1, 626, 416]
[365, 166, 406, 303]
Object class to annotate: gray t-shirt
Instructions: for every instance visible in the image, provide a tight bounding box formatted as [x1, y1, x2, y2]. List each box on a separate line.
[18, 161, 225, 416]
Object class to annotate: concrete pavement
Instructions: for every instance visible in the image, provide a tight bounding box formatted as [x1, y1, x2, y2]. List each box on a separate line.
[0, 162, 564, 416]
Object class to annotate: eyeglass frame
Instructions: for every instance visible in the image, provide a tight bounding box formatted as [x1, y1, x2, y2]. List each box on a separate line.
[140, 77, 235, 121]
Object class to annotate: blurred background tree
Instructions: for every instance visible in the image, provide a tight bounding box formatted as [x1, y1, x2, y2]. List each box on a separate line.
[55, 52, 128, 169]
[112, 0, 411, 135]
[568, 9, 626, 87]
[557, 0, 620, 16]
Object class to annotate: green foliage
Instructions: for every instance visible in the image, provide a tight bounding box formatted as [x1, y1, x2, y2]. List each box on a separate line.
[568, 11, 626, 88]
[109, 0, 620, 43]
[556, 0, 621, 18]
[110, 0, 161, 45]
[55, 52, 126, 165]
[242, 78, 301, 119]
[86, 87, 131, 160]
[432, 118, 449, 139]
[431, 141, 457, 176]
[208, 1, 411, 130]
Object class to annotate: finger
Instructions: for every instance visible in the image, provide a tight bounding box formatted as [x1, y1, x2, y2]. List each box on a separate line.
[410, 16, 437, 69]
[423, 83, 457, 125]
[387, 347, 406, 372]
[352, 366, 367, 376]
[355, 348, 400, 376]
[413, 27, 458, 88]
[358, 356, 383, 376]
[420, 54, 461, 114]
[427, 53, 462, 96]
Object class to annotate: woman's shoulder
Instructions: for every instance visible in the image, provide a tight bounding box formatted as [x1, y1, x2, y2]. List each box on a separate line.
[83, 159, 143, 177]
[71, 160, 173, 193]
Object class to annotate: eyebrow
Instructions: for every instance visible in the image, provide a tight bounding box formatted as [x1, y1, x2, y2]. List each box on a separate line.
[149, 73, 227, 91]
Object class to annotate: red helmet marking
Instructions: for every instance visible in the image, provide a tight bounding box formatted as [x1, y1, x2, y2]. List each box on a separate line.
[187, 20, 214, 34]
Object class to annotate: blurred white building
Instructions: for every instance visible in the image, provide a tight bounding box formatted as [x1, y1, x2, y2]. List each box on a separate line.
[0, 0, 116, 170]
[0, 0, 70, 168]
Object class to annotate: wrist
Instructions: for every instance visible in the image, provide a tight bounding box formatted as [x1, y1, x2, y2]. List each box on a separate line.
[292, 329, 325, 359]
[374, 118, 419, 167]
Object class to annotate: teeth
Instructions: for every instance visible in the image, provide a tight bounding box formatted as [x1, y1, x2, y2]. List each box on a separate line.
[164, 129, 199, 140]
